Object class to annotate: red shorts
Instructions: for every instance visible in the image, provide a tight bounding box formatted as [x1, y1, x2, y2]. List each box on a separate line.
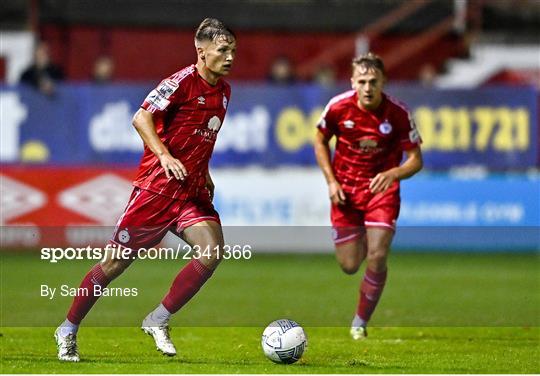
[331, 188, 400, 245]
[110, 187, 220, 250]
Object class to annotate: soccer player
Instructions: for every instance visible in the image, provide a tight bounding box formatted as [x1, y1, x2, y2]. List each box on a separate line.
[314, 53, 423, 340]
[54, 18, 237, 361]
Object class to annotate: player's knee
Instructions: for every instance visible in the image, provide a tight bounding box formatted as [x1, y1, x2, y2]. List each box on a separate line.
[198, 242, 224, 269]
[101, 258, 129, 278]
[339, 261, 360, 275]
[366, 249, 387, 271]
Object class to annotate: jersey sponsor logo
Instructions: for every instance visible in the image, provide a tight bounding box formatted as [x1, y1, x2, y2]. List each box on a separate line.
[208, 115, 222, 132]
[117, 228, 130, 243]
[194, 128, 218, 141]
[198, 96, 206, 105]
[144, 90, 171, 111]
[359, 139, 378, 148]
[344, 120, 355, 129]
[223, 95, 228, 109]
[358, 138, 382, 153]
[379, 120, 392, 134]
[156, 79, 179, 99]
[194, 115, 222, 141]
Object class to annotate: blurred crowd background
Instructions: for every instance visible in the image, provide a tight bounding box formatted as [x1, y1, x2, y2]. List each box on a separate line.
[0, 0, 538, 251]
[2, 1, 539, 87]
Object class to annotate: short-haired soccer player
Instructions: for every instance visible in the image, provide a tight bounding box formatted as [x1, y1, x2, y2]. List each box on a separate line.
[54, 18, 237, 361]
[314, 53, 423, 340]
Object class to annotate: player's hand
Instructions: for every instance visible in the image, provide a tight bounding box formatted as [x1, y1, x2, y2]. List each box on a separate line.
[329, 181, 346, 205]
[159, 153, 187, 180]
[369, 171, 397, 194]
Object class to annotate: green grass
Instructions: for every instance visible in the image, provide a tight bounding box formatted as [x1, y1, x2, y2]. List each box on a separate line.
[1, 252, 539, 373]
[2, 327, 539, 373]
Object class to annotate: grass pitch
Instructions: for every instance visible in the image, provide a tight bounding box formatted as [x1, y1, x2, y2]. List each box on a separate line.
[1, 251, 539, 373]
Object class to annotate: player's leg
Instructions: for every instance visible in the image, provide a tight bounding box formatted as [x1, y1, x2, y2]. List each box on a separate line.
[351, 196, 398, 340]
[144, 220, 223, 322]
[55, 188, 174, 361]
[164, 220, 224, 310]
[335, 231, 367, 274]
[351, 227, 393, 339]
[142, 195, 222, 356]
[54, 245, 136, 362]
[331, 203, 366, 274]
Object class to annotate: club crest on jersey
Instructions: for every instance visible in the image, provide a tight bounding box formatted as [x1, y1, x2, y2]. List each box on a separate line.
[379, 120, 392, 134]
[156, 79, 179, 99]
[198, 96, 206, 105]
[344, 120, 355, 129]
[223, 95, 228, 109]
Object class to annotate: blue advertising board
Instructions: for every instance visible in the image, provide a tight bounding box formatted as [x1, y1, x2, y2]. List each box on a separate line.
[0, 84, 538, 169]
[395, 174, 540, 250]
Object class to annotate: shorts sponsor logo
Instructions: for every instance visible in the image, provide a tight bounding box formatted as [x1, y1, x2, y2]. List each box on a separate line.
[223, 95, 228, 109]
[379, 120, 392, 134]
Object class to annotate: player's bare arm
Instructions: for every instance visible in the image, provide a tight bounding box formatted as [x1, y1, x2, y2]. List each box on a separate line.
[205, 171, 215, 200]
[132, 108, 188, 180]
[369, 146, 423, 194]
[314, 131, 346, 205]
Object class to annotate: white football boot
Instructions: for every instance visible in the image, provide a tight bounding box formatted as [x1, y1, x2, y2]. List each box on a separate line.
[141, 317, 177, 356]
[54, 328, 80, 362]
[350, 325, 368, 340]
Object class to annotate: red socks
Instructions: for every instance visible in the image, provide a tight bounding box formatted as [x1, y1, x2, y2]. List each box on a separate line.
[67, 264, 111, 324]
[357, 268, 387, 323]
[161, 259, 214, 314]
[65, 259, 213, 325]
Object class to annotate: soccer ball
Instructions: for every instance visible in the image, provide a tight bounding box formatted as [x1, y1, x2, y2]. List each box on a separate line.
[261, 319, 307, 364]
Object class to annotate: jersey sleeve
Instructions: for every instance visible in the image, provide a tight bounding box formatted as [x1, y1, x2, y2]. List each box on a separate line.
[141, 76, 187, 114]
[316, 102, 339, 138]
[396, 107, 422, 150]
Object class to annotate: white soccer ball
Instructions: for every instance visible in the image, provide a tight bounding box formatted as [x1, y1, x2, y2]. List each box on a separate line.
[261, 319, 307, 364]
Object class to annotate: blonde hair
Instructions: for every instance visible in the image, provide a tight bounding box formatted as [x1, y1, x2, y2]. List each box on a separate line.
[352, 52, 385, 76]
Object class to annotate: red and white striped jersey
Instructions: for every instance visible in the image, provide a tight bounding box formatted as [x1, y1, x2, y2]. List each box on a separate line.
[134, 65, 231, 200]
